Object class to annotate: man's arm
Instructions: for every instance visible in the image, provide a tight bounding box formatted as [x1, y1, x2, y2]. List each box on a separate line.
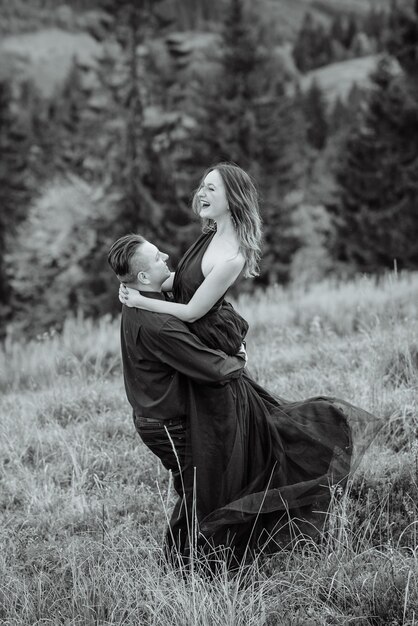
[142, 317, 245, 384]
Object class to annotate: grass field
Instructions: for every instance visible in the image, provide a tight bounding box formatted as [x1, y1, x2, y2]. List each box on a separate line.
[1, 271, 418, 625]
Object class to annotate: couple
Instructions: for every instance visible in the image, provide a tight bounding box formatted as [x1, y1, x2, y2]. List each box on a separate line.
[108, 163, 371, 565]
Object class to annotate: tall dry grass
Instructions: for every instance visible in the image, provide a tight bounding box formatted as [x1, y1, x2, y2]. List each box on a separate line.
[1, 271, 418, 625]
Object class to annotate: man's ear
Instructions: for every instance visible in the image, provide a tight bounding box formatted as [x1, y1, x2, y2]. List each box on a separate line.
[137, 271, 150, 285]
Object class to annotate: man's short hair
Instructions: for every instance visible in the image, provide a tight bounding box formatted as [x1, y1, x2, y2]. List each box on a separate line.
[108, 234, 147, 282]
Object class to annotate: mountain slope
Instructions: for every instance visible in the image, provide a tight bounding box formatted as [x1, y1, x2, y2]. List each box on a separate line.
[258, 0, 391, 40]
[0, 0, 396, 100]
[300, 54, 383, 104]
[0, 28, 101, 97]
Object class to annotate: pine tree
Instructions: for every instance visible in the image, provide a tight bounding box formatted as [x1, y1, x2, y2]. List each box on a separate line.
[330, 14, 346, 48]
[0, 82, 11, 315]
[0, 82, 32, 225]
[186, 0, 318, 280]
[346, 82, 365, 116]
[303, 79, 329, 150]
[169, 0, 223, 29]
[386, 0, 418, 79]
[99, 0, 149, 231]
[255, 93, 307, 284]
[0, 80, 33, 330]
[189, 0, 260, 170]
[329, 96, 350, 134]
[82, 0, 170, 237]
[364, 7, 388, 50]
[331, 54, 418, 272]
[188, 0, 307, 283]
[30, 61, 92, 180]
[91, 0, 204, 267]
[343, 14, 358, 50]
[293, 12, 317, 72]
[293, 12, 332, 72]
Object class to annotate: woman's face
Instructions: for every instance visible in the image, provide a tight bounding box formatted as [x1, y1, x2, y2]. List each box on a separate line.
[197, 169, 228, 221]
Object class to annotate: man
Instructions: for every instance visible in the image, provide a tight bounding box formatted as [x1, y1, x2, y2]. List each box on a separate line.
[107, 234, 246, 555]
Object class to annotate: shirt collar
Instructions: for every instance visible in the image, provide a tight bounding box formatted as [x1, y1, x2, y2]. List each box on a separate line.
[139, 290, 166, 301]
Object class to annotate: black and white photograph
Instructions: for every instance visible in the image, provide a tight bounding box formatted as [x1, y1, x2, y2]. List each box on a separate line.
[1, 0, 417, 623]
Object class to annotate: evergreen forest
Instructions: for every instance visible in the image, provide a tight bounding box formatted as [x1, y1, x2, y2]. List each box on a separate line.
[0, 0, 417, 337]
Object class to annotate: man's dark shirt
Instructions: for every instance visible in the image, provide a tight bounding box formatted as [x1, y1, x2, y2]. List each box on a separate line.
[120, 291, 245, 422]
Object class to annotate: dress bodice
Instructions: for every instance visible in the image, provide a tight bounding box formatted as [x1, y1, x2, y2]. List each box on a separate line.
[173, 231, 248, 355]
[174, 231, 222, 308]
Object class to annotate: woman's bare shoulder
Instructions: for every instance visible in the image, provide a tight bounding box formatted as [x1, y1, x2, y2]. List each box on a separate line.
[214, 249, 245, 274]
[202, 233, 245, 277]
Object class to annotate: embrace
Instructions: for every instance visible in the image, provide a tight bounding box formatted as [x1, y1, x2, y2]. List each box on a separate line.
[108, 163, 374, 566]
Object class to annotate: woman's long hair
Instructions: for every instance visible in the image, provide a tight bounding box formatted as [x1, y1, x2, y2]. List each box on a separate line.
[192, 163, 262, 278]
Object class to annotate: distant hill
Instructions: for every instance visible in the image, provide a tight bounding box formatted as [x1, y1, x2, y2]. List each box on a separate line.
[0, 0, 394, 40]
[0, 30, 393, 106]
[0, 28, 101, 97]
[309, 0, 391, 17]
[258, 0, 392, 39]
[300, 54, 383, 104]
[0, 0, 396, 100]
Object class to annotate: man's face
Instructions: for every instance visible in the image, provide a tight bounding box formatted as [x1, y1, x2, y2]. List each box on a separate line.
[134, 241, 171, 287]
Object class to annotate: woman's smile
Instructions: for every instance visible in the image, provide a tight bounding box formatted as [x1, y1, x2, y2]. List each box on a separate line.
[199, 201, 211, 213]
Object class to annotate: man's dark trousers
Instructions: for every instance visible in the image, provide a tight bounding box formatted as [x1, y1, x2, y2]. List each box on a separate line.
[133, 414, 189, 558]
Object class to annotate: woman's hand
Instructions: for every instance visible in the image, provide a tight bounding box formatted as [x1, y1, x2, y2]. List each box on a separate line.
[237, 342, 248, 367]
[119, 284, 146, 308]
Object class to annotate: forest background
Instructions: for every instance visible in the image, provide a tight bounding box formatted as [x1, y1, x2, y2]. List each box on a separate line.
[0, 0, 417, 336]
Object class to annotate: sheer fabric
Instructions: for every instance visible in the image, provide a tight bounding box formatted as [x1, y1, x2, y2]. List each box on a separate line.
[171, 231, 380, 560]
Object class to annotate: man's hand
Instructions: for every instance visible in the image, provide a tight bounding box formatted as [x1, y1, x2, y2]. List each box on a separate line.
[237, 342, 248, 367]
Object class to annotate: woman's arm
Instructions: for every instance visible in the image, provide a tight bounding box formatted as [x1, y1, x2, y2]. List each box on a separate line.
[120, 256, 244, 322]
[161, 272, 175, 292]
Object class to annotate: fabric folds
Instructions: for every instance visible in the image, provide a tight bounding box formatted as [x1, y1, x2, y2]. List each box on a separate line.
[170, 231, 381, 561]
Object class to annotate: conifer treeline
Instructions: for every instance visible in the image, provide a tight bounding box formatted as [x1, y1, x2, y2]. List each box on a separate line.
[331, 1, 418, 272]
[1, 0, 417, 336]
[293, 6, 388, 72]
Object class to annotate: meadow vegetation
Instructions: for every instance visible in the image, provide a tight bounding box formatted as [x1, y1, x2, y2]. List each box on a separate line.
[1, 271, 418, 625]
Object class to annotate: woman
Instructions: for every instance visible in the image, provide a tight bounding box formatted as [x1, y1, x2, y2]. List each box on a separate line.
[120, 162, 258, 355]
[119, 163, 377, 563]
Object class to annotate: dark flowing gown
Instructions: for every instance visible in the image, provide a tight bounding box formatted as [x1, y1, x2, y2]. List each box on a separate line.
[171, 230, 379, 561]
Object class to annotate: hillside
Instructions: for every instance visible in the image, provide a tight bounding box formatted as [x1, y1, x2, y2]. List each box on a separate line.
[300, 54, 386, 104]
[0, 28, 101, 98]
[0, 0, 393, 38]
[0, 0, 396, 99]
[260, 0, 392, 39]
[1, 273, 417, 622]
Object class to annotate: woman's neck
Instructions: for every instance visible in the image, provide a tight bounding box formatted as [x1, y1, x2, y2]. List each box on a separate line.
[214, 214, 235, 238]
